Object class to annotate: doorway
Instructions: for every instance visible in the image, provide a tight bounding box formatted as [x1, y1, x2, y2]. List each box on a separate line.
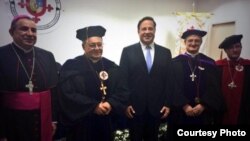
[207, 22, 235, 60]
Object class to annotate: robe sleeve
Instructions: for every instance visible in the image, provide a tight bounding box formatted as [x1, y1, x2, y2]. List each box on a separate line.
[171, 60, 189, 107]
[58, 61, 99, 126]
[238, 65, 250, 124]
[106, 66, 130, 116]
[47, 53, 60, 122]
[36, 49, 59, 121]
[163, 51, 174, 107]
[198, 63, 226, 125]
[201, 64, 226, 113]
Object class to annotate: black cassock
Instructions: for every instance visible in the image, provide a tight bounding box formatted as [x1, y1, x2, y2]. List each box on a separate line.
[0, 43, 58, 141]
[170, 53, 225, 125]
[58, 55, 129, 141]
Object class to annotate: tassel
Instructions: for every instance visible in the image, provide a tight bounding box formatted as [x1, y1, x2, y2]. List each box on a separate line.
[220, 50, 223, 60]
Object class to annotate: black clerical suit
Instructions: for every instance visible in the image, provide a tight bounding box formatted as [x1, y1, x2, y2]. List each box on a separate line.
[0, 43, 58, 141]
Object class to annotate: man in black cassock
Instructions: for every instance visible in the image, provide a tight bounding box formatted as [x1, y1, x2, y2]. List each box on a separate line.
[58, 25, 129, 141]
[0, 15, 58, 141]
[170, 28, 225, 125]
[216, 34, 250, 125]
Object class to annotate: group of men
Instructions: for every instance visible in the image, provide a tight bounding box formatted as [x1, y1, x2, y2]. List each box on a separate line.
[0, 15, 249, 141]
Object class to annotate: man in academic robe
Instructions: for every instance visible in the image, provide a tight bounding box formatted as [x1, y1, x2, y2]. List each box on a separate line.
[171, 28, 225, 125]
[119, 16, 173, 141]
[58, 25, 129, 141]
[0, 15, 58, 141]
[216, 34, 250, 125]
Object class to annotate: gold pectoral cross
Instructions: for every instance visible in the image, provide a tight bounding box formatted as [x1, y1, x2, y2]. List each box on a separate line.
[100, 82, 107, 101]
[25, 80, 34, 95]
[100, 82, 107, 95]
[190, 73, 197, 82]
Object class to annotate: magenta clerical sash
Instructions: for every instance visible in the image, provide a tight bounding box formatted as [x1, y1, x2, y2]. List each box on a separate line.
[2, 90, 52, 141]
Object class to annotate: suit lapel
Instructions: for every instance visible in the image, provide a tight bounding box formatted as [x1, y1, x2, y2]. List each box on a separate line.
[134, 43, 149, 73]
[150, 45, 157, 73]
[151, 45, 162, 73]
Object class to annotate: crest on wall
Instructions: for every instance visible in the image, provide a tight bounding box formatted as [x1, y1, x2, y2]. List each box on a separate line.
[9, 0, 62, 30]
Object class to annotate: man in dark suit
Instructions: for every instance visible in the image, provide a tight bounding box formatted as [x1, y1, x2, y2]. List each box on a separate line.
[119, 16, 173, 141]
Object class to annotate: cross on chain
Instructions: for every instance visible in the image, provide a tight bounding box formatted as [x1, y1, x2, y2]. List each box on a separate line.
[25, 80, 34, 94]
[190, 73, 197, 82]
[228, 81, 237, 89]
[100, 82, 107, 95]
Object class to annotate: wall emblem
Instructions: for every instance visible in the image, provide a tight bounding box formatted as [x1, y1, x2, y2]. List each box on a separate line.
[9, 0, 62, 30]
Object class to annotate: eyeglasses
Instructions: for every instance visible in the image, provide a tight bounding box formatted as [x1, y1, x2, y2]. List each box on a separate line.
[87, 42, 103, 49]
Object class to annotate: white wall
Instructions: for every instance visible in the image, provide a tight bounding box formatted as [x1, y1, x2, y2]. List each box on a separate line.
[198, 0, 250, 59]
[0, 0, 249, 64]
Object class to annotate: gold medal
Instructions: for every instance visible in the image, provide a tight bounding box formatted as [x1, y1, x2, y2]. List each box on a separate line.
[99, 71, 108, 80]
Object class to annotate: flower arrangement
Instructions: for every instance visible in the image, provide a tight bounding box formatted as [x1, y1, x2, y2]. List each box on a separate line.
[158, 122, 168, 140]
[114, 129, 130, 141]
[113, 123, 168, 141]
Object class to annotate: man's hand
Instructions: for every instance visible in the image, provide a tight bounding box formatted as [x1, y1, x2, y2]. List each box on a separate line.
[183, 104, 195, 116]
[94, 102, 112, 115]
[52, 122, 57, 136]
[125, 105, 135, 118]
[160, 106, 170, 119]
[102, 102, 112, 115]
[192, 104, 205, 116]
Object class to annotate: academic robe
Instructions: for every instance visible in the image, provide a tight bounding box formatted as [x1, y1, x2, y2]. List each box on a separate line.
[216, 58, 250, 125]
[171, 53, 225, 125]
[0, 43, 58, 141]
[58, 55, 129, 141]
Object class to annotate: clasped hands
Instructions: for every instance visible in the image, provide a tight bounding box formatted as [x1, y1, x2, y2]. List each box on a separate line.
[183, 104, 205, 117]
[94, 101, 112, 115]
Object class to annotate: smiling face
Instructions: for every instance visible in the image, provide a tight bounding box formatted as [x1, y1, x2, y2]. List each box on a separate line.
[138, 19, 155, 45]
[9, 18, 37, 50]
[184, 35, 202, 54]
[83, 36, 103, 62]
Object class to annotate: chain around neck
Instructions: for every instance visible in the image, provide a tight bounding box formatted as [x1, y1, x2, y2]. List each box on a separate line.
[227, 60, 237, 82]
[11, 44, 35, 82]
[188, 58, 197, 73]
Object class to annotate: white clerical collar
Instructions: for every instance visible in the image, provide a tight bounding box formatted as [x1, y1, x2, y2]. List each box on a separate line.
[13, 42, 33, 53]
[186, 52, 199, 58]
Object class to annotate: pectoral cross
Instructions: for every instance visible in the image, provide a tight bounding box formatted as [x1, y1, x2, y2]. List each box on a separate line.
[228, 81, 237, 89]
[25, 80, 34, 95]
[100, 82, 107, 95]
[190, 73, 197, 82]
